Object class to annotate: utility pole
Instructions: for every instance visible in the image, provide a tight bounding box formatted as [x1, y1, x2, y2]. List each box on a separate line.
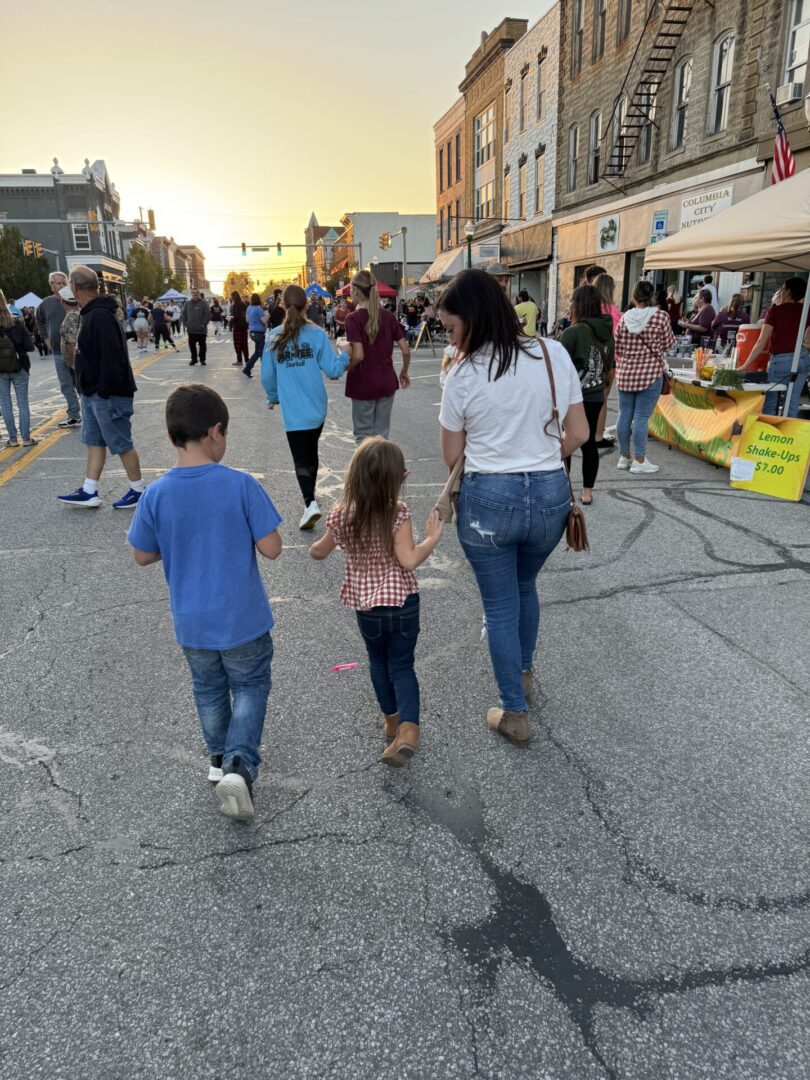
[388, 226, 408, 298]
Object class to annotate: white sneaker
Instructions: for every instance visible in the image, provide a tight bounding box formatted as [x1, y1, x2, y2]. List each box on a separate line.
[299, 500, 321, 530]
[630, 458, 659, 475]
[603, 424, 617, 438]
[617, 456, 632, 470]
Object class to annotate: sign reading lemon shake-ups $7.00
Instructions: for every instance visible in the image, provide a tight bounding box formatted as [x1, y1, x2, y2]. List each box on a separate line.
[730, 416, 810, 501]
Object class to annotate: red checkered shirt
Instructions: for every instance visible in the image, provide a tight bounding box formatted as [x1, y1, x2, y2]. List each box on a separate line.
[614, 310, 675, 392]
[326, 503, 418, 611]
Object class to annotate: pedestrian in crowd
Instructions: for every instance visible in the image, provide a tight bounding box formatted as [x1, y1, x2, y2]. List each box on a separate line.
[306, 295, 324, 327]
[711, 293, 748, 346]
[184, 287, 210, 367]
[210, 298, 224, 336]
[592, 272, 621, 446]
[514, 289, 540, 337]
[583, 264, 607, 286]
[36, 270, 81, 428]
[665, 285, 683, 334]
[485, 262, 514, 299]
[58, 285, 81, 391]
[438, 269, 588, 746]
[614, 279, 675, 476]
[559, 284, 614, 505]
[261, 284, 350, 530]
[168, 301, 183, 336]
[654, 284, 668, 313]
[57, 265, 145, 509]
[230, 291, 249, 366]
[740, 276, 810, 417]
[334, 299, 348, 339]
[343, 269, 411, 444]
[325, 303, 335, 336]
[243, 292, 268, 378]
[132, 298, 151, 354]
[0, 290, 36, 448]
[151, 302, 177, 352]
[701, 274, 719, 310]
[679, 289, 716, 345]
[268, 289, 285, 330]
[309, 436, 443, 767]
[127, 383, 282, 821]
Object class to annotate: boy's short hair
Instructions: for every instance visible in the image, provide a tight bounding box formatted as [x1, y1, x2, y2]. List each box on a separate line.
[166, 384, 229, 448]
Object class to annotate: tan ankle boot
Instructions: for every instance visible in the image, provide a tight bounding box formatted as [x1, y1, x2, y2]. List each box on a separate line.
[380, 722, 419, 767]
[522, 669, 534, 704]
[486, 708, 530, 747]
[382, 712, 400, 741]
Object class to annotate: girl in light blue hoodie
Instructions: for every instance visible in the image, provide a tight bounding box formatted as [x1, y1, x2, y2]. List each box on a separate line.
[261, 284, 350, 529]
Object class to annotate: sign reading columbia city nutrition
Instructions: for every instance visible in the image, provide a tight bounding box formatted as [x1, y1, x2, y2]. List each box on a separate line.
[730, 415, 810, 501]
[680, 185, 734, 230]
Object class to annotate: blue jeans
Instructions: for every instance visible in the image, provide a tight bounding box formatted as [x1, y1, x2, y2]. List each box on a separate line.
[182, 632, 273, 780]
[245, 331, 266, 373]
[0, 370, 31, 442]
[81, 393, 134, 455]
[355, 593, 420, 724]
[763, 350, 810, 418]
[617, 376, 663, 458]
[54, 352, 81, 422]
[457, 470, 570, 712]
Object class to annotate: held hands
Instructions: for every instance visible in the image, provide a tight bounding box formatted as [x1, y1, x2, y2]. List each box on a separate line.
[424, 509, 443, 544]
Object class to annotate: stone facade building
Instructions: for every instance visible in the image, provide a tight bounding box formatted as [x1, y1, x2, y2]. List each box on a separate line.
[434, 97, 467, 257]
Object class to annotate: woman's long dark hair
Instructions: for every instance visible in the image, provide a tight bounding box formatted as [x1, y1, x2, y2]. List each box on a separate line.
[230, 290, 245, 311]
[439, 269, 531, 381]
[569, 284, 601, 324]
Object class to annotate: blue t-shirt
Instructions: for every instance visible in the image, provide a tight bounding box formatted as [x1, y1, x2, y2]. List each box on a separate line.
[127, 464, 282, 650]
[246, 305, 266, 333]
[261, 323, 349, 431]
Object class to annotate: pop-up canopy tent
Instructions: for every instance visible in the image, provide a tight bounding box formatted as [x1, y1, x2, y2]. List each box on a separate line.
[305, 283, 331, 298]
[644, 170, 810, 415]
[15, 291, 42, 308]
[158, 288, 185, 301]
[336, 280, 398, 299]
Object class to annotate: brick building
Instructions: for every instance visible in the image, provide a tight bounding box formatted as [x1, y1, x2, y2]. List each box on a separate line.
[176, 245, 209, 290]
[424, 98, 468, 284]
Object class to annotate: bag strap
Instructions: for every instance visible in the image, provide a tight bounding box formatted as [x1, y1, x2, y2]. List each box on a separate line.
[538, 338, 576, 508]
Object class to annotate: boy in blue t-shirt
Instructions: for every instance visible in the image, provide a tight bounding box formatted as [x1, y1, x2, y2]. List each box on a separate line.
[127, 384, 282, 821]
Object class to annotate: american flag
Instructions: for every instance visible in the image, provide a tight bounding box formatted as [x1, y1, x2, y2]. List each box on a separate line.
[770, 92, 796, 185]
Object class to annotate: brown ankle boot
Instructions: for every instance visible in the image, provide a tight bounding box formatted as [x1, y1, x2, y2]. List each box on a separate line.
[486, 708, 530, 747]
[382, 712, 400, 741]
[522, 669, 534, 704]
[380, 722, 419, 767]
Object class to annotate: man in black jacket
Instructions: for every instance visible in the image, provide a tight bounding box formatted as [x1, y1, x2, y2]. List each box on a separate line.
[57, 265, 145, 510]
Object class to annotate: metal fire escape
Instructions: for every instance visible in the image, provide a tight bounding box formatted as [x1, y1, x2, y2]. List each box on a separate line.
[603, 0, 702, 179]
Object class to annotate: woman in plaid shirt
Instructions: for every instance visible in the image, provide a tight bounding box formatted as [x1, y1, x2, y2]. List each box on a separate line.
[613, 280, 675, 475]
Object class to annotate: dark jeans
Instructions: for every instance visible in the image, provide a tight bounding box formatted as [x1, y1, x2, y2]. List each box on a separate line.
[565, 398, 603, 488]
[356, 593, 420, 725]
[154, 324, 174, 348]
[188, 332, 207, 365]
[245, 331, 266, 373]
[285, 424, 323, 506]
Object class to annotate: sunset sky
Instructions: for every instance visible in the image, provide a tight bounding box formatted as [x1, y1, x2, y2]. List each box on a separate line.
[3, 0, 550, 288]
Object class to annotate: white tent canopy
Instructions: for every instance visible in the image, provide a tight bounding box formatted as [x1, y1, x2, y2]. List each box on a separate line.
[644, 170, 810, 414]
[14, 291, 42, 308]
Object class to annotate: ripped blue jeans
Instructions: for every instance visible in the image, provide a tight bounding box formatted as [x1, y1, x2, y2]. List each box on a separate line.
[457, 470, 570, 712]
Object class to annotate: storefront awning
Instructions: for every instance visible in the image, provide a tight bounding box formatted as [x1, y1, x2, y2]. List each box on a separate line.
[500, 219, 552, 270]
[420, 247, 464, 284]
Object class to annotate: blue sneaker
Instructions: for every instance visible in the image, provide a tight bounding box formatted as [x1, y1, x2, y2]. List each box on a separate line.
[112, 488, 142, 510]
[57, 487, 101, 508]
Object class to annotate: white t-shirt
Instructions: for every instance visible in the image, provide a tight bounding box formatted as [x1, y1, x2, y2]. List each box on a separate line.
[439, 338, 582, 474]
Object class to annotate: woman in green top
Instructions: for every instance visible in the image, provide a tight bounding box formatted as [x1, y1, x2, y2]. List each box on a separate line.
[559, 285, 615, 505]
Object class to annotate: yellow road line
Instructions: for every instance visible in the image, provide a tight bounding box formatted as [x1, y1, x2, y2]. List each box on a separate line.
[0, 428, 70, 488]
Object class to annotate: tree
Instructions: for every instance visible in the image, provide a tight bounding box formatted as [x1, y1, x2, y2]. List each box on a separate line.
[164, 270, 188, 293]
[323, 267, 348, 297]
[0, 226, 50, 301]
[222, 270, 255, 299]
[125, 243, 164, 299]
[259, 280, 288, 301]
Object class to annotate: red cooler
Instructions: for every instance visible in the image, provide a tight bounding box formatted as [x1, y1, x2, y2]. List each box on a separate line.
[735, 324, 767, 370]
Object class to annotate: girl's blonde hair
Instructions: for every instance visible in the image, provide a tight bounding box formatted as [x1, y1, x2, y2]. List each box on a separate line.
[592, 273, 615, 307]
[0, 290, 14, 329]
[667, 284, 682, 304]
[274, 284, 308, 358]
[350, 269, 381, 343]
[341, 436, 405, 557]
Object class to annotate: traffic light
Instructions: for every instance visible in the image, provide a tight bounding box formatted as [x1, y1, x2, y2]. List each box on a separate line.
[277, 242, 282, 257]
[23, 239, 33, 256]
[379, 232, 391, 250]
[241, 242, 247, 257]
[147, 209, 156, 231]
[88, 208, 98, 233]
[34, 242, 43, 258]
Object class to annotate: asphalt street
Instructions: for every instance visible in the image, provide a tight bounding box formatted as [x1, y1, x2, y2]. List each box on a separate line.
[1, 329, 808, 1080]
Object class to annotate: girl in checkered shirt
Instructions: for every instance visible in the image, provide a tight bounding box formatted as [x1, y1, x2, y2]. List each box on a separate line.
[309, 437, 443, 767]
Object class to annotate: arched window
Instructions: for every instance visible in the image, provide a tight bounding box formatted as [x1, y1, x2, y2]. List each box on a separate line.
[567, 124, 579, 192]
[611, 94, 628, 167]
[670, 57, 692, 149]
[637, 86, 656, 165]
[593, 0, 607, 61]
[617, 0, 632, 44]
[709, 33, 735, 134]
[588, 111, 602, 185]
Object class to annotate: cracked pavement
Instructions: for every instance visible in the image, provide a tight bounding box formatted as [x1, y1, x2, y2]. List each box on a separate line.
[0, 335, 808, 1079]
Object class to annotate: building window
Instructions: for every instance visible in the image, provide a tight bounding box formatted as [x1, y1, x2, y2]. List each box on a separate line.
[518, 162, 527, 218]
[535, 152, 545, 215]
[572, 0, 584, 77]
[593, 0, 607, 60]
[519, 73, 527, 131]
[637, 87, 656, 164]
[475, 181, 494, 222]
[72, 224, 91, 252]
[612, 94, 628, 166]
[537, 55, 546, 118]
[439, 209, 445, 251]
[474, 105, 496, 166]
[617, 0, 632, 44]
[504, 86, 511, 143]
[455, 133, 461, 180]
[503, 170, 511, 222]
[785, 0, 810, 86]
[567, 124, 579, 192]
[709, 33, 735, 134]
[98, 223, 107, 253]
[671, 57, 692, 148]
[455, 197, 461, 244]
[588, 111, 601, 184]
[447, 203, 453, 246]
[438, 148, 444, 193]
[447, 141, 453, 187]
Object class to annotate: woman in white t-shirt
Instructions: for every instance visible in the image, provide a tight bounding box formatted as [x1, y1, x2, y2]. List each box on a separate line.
[439, 270, 588, 748]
